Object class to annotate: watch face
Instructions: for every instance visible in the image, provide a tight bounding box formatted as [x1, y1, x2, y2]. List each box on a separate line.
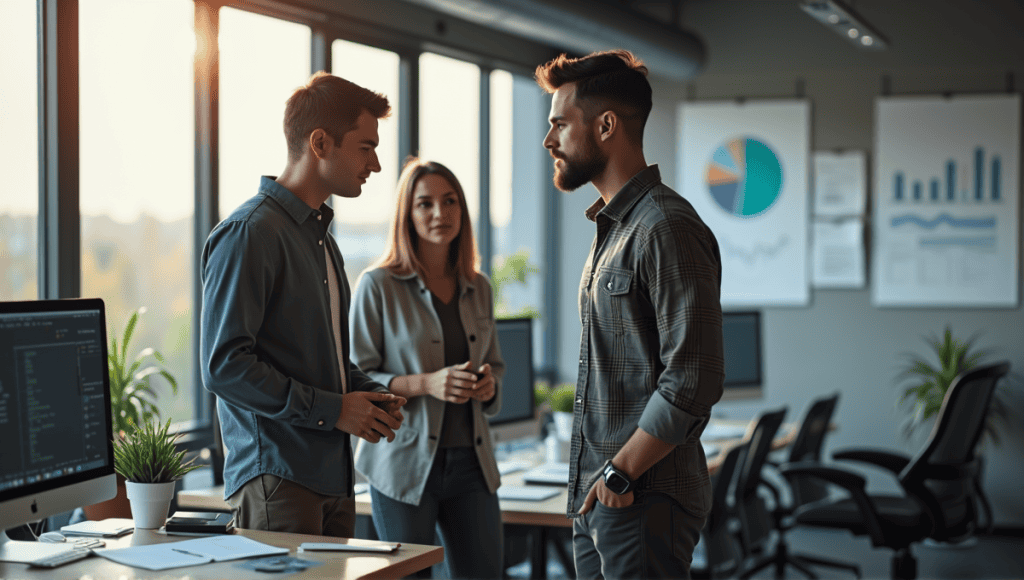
[605, 472, 630, 494]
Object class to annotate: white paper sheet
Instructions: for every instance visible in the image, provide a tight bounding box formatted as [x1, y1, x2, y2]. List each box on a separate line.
[95, 535, 288, 570]
[813, 151, 866, 216]
[812, 219, 866, 288]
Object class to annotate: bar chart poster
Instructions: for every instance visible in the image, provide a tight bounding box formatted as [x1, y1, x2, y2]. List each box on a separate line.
[873, 95, 1020, 307]
[679, 99, 810, 306]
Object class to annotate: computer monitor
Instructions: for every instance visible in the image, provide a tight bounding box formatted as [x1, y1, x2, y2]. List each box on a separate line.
[0, 298, 116, 563]
[721, 310, 763, 400]
[488, 317, 539, 442]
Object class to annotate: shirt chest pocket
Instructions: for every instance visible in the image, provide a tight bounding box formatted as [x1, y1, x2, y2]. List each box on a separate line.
[594, 267, 633, 333]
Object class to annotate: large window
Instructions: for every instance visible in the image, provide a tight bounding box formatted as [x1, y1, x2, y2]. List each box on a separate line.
[218, 8, 311, 216]
[79, 0, 195, 424]
[331, 40, 401, 288]
[490, 71, 547, 364]
[419, 52, 481, 229]
[0, 0, 38, 301]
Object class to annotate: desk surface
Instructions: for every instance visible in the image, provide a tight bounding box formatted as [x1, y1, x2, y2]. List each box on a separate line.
[178, 420, 800, 531]
[0, 528, 443, 580]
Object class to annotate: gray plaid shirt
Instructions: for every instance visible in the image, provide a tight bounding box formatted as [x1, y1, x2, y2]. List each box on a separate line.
[568, 165, 725, 518]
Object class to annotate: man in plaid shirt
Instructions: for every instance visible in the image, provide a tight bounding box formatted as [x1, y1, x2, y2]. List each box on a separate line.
[537, 50, 725, 578]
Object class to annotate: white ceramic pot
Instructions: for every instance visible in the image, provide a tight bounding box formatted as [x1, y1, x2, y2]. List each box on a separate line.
[553, 411, 573, 441]
[125, 481, 176, 529]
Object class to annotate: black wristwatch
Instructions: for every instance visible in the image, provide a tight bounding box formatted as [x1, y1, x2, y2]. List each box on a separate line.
[601, 460, 636, 495]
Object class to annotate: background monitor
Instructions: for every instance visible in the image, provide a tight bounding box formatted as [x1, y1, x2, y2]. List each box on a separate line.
[488, 317, 538, 442]
[721, 310, 763, 401]
[0, 298, 116, 563]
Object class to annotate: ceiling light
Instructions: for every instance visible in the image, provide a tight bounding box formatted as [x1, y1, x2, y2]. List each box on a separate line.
[800, 0, 887, 50]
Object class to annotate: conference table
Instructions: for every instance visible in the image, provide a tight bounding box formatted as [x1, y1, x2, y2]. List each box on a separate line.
[177, 419, 801, 579]
[0, 527, 443, 579]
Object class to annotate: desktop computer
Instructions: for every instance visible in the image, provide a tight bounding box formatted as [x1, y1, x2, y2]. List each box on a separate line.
[488, 317, 539, 443]
[0, 298, 117, 563]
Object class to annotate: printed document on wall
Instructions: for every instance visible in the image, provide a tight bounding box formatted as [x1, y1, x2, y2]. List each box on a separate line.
[873, 95, 1020, 307]
[812, 219, 865, 288]
[679, 100, 811, 306]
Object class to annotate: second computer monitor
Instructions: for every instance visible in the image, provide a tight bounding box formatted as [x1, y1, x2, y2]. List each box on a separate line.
[488, 317, 537, 441]
[721, 310, 763, 400]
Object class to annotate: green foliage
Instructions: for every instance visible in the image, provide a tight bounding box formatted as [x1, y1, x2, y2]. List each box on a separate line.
[534, 381, 551, 409]
[492, 248, 541, 320]
[109, 307, 178, 437]
[897, 326, 1009, 447]
[549, 383, 576, 413]
[113, 419, 200, 483]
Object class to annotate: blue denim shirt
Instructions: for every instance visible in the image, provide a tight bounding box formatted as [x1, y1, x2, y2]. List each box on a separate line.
[201, 177, 386, 500]
[569, 165, 724, 518]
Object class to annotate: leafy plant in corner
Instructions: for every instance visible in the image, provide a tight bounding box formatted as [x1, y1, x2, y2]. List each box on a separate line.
[109, 307, 178, 438]
[897, 326, 1010, 447]
[113, 419, 201, 484]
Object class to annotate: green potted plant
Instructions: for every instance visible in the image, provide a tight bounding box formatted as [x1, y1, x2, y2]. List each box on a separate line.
[114, 419, 201, 529]
[85, 307, 180, 521]
[896, 326, 1010, 447]
[534, 381, 552, 413]
[549, 384, 576, 441]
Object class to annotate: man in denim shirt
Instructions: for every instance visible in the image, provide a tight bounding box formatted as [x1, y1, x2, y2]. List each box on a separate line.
[201, 72, 406, 538]
[537, 51, 725, 578]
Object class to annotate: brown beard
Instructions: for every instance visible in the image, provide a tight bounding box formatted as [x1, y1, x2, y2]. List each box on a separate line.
[553, 132, 607, 192]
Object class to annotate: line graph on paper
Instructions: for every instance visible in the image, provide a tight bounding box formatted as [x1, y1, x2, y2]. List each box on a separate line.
[720, 235, 790, 265]
[890, 214, 995, 229]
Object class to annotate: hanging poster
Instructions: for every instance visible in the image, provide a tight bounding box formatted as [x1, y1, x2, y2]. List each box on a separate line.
[873, 95, 1020, 307]
[679, 100, 811, 306]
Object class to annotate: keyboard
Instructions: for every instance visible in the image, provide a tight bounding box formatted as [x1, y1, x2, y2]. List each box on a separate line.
[28, 547, 91, 568]
[68, 537, 106, 550]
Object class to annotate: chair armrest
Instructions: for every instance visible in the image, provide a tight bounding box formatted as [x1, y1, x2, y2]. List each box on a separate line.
[833, 449, 911, 474]
[913, 460, 979, 481]
[778, 461, 887, 546]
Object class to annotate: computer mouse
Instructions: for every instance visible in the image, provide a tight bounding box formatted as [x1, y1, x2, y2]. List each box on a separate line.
[38, 532, 66, 543]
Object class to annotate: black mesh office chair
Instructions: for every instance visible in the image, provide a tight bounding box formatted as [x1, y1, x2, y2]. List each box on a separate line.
[692, 442, 747, 579]
[780, 362, 1010, 580]
[730, 408, 787, 579]
[748, 393, 861, 578]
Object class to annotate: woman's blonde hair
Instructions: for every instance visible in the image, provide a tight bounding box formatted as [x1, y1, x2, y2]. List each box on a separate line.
[375, 157, 480, 279]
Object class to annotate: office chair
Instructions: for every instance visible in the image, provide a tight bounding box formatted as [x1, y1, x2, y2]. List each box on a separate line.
[779, 362, 1010, 580]
[747, 394, 861, 578]
[692, 442, 747, 579]
[729, 407, 789, 580]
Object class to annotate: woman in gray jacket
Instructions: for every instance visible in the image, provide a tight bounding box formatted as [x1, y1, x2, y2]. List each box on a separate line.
[349, 158, 505, 579]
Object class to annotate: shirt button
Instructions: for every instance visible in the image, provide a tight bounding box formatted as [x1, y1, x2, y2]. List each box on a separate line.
[318, 240, 323, 246]
[576, 398, 582, 404]
[317, 214, 322, 221]
[318, 420, 324, 426]
[606, 282, 612, 289]
[323, 279, 327, 284]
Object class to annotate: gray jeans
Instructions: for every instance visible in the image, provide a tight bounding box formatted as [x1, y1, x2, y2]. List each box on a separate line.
[227, 473, 356, 538]
[573, 491, 704, 580]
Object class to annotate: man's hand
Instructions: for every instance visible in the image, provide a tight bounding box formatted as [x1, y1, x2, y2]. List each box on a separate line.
[335, 391, 406, 443]
[578, 476, 634, 515]
[468, 363, 495, 402]
[424, 361, 478, 403]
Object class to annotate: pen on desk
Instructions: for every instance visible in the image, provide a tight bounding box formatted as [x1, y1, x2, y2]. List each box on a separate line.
[171, 547, 209, 559]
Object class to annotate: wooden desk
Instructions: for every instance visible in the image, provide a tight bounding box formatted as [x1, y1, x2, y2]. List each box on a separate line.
[0, 528, 442, 580]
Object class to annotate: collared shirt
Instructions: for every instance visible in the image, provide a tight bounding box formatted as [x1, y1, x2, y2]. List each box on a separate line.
[200, 176, 386, 500]
[568, 165, 725, 518]
[349, 267, 505, 505]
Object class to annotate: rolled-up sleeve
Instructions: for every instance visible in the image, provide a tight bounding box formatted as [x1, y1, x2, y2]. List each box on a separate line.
[636, 221, 724, 445]
[201, 220, 342, 430]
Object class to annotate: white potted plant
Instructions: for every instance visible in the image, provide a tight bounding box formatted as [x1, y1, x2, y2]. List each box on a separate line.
[113, 419, 201, 529]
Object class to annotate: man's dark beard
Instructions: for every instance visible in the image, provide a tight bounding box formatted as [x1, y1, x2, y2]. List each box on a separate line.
[553, 134, 607, 192]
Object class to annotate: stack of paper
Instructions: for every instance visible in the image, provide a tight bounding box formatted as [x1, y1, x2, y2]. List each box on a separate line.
[95, 535, 289, 571]
[61, 518, 134, 537]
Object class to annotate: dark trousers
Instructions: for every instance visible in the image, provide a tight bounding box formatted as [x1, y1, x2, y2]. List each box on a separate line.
[573, 492, 704, 580]
[227, 474, 356, 538]
[370, 447, 503, 579]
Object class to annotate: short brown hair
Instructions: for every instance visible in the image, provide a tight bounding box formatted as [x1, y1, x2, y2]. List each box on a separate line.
[283, 71, 391, 161]
[375, 157, 480, 280]
[535, 50, 652, 141]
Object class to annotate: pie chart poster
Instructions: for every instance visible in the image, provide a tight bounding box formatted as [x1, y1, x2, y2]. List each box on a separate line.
[679, 100, 811, 307]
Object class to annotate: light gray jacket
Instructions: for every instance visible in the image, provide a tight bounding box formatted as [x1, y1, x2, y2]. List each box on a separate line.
[349, 267, 505, 504]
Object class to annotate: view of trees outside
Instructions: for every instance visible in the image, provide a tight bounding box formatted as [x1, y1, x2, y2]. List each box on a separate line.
[79, 0, 195, 425]
[0, 0, 38, 302]
[331, 40, 401, 289]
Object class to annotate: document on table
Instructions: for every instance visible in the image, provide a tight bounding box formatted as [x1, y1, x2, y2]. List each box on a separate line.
[95, 535, 289, 570]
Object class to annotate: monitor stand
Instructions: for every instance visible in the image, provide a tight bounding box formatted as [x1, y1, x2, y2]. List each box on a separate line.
[0, 530, 77, 564]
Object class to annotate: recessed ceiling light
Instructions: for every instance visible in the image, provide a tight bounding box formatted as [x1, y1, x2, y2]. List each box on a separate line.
[847, 27, 859, 38]
[800, 0, 887, 50]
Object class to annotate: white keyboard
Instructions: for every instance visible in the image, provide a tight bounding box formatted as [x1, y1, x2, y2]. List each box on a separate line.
[28, 547, 91, 568]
